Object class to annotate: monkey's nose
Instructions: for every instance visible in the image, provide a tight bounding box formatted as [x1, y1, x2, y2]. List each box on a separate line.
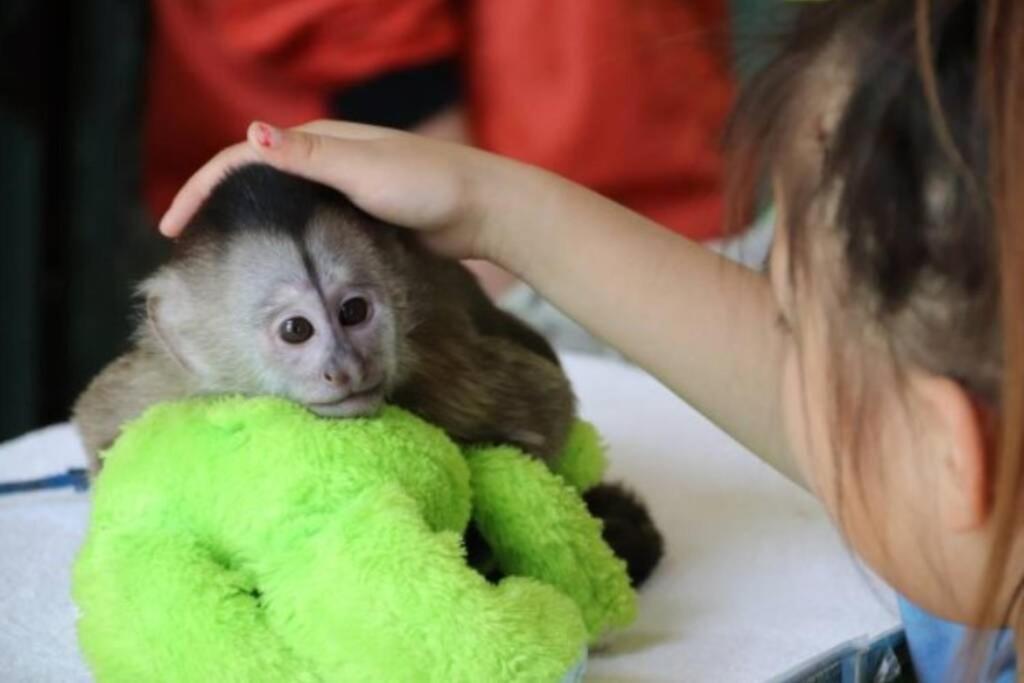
[323, 370, 351, 387]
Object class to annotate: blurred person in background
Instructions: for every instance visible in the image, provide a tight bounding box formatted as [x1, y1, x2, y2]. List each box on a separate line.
[144, 0, 734, 353]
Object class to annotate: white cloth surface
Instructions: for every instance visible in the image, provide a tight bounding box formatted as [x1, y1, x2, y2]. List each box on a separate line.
[0, 354, 898, 682]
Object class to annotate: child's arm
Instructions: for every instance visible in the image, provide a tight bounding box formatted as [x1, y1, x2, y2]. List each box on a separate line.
[161, 122, 799, 483]
[509, 178, 796, 483]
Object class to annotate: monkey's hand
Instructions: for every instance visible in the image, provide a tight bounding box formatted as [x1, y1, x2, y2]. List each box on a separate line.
[160, 120, 562, 267]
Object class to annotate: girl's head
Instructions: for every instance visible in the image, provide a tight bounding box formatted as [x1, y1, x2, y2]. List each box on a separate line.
[729, 0, 1023, 640]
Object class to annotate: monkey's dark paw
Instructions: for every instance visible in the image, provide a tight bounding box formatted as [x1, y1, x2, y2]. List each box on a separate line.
[583, 483, 664, 588]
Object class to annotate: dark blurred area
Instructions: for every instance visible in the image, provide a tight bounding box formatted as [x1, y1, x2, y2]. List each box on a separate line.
[0, 0, 166, 443]
[0, 0, 784, 443]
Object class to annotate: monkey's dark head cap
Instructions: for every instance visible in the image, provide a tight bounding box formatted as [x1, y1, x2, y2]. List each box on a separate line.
[177, 163, 357, 252]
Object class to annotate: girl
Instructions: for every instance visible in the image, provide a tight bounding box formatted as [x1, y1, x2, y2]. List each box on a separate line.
[160, 0, 1022, 679]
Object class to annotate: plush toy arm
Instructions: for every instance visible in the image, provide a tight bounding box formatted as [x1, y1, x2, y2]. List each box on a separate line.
[549, 420, 607, 492]
[254, 483, 588, 682]
[74, 527, 319, 683]
[76, 487, 588, 683]
[466, 446, 637, 642]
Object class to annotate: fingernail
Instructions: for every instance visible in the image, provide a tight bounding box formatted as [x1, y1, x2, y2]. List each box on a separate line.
[249, 121, 281, 149]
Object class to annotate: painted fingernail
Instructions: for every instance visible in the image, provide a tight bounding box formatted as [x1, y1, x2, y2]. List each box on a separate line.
[250, 121, 281, 149]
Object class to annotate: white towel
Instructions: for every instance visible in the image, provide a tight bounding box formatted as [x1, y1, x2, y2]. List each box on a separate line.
[0, 354, 899, 682]
[0, 425, 92, 683]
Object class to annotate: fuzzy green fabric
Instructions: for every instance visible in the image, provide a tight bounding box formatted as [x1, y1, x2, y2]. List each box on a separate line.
[73, 397, 635, 682]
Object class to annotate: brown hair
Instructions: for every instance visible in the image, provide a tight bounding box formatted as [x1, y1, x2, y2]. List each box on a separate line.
[726, 0, 1024, 674]
[980, 0, 1024, 663]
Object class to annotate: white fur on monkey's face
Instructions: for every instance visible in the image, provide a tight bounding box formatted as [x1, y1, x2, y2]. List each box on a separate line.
[150, 210, 403, 418]
[240, 216, 400, 417]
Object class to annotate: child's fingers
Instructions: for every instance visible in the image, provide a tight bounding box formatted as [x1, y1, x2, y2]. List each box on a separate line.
[247, 122, 385, 198]
[248, 123, 465, 232]
[158, 122, 385, 237]
[293, 119, 401, 141]
[158, 142, 261, 237]
[159, 120, 469, 250]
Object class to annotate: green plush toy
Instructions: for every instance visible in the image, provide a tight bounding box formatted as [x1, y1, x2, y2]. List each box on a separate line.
[73, 397, 636, 682]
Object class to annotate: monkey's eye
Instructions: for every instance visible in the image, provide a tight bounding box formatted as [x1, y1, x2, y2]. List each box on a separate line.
[339, 297, 371, 327]
[279, 317, 314, 344]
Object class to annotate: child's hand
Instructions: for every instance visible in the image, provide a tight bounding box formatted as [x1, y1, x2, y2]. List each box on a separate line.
[159, 120, 535, 262]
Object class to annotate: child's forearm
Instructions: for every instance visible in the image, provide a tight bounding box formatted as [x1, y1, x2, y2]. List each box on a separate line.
[489, 169, 800, 483]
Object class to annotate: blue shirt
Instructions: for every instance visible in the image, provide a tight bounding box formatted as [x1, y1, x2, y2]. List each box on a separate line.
[899, 596, 1016, 682]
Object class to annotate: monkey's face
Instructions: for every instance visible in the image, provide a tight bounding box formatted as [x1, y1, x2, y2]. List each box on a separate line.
[147, 209, 407, 418]
[241, 217, 404, 418]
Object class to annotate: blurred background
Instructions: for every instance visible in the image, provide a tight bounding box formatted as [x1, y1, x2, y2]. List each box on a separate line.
[0, 0, 787, 443]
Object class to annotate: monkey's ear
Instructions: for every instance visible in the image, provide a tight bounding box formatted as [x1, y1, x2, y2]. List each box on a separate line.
[141, 273, 207, 377]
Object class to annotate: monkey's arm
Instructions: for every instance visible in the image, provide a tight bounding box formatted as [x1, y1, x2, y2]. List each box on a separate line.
[394, 319, 575, 462]
[72, 345, 193, 475]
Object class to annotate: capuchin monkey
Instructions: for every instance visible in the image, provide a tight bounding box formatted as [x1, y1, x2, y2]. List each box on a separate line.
[73, 163, 662, 586]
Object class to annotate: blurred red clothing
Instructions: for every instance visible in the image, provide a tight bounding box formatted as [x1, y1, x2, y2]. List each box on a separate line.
[465, 2, 733, 239]
[144, 0, 459, 215]
[144, 0, 733, 240]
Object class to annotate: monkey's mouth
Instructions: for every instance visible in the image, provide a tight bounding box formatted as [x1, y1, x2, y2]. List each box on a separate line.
[306, 383, 384, 418]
